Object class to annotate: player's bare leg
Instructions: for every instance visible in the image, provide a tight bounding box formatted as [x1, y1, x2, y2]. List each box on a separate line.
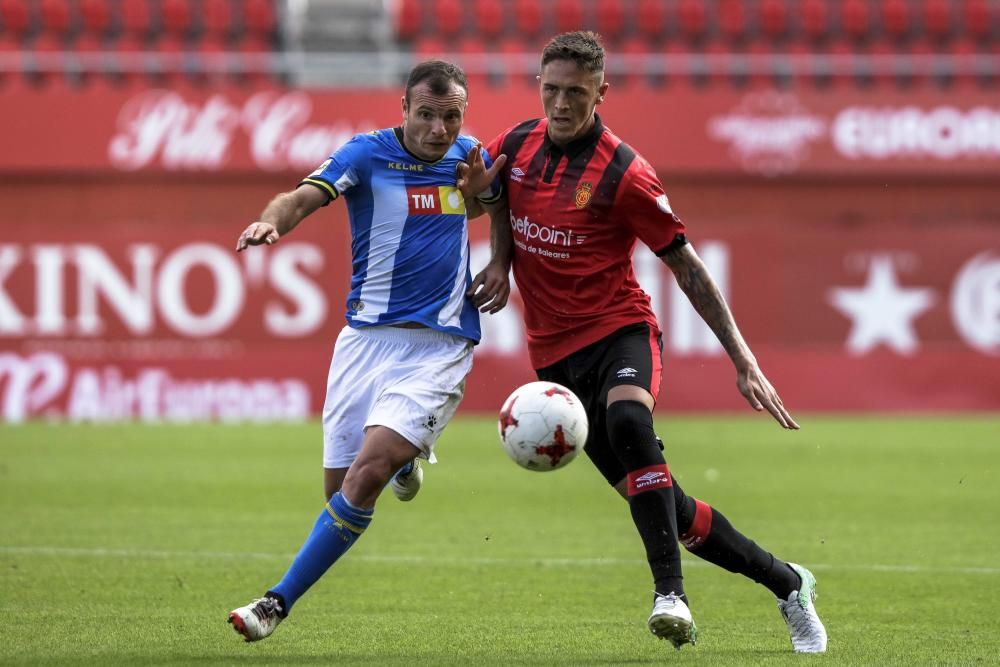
[229, 427, 418, 642]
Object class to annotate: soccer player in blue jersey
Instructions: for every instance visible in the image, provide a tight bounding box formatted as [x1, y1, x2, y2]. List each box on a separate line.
[227, 60, 509, 643]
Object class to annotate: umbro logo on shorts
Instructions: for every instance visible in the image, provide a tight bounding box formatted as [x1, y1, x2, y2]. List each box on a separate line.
[510, 167, 525, 182]
[616, 367, 638, 378]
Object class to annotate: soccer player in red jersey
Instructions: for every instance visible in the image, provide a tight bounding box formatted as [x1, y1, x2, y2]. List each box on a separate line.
[463, 32, 827, 652]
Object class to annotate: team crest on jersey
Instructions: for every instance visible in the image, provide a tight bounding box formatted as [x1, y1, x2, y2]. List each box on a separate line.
[574, 182, 593, 209]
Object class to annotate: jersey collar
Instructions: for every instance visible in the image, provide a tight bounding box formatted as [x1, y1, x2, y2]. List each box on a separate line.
[393, 126, 449, 164]
[543, 113, 605, 160]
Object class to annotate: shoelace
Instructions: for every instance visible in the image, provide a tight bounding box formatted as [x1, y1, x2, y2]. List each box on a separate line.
[783, 602, 822, 643]
[250, 598, 281, 622]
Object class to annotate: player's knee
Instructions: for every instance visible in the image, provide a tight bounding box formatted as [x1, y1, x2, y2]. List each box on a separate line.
[605, 399, 663, 469]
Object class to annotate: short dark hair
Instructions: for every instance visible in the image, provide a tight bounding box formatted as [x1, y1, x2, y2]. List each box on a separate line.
[541, 31, 605, 73]
[405, 60, 468, 103]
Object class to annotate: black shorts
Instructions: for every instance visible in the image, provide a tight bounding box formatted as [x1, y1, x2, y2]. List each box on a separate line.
[535, 322, 662, 485]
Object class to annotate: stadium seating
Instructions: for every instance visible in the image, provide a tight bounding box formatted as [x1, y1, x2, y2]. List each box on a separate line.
[0, 1, 994, 92]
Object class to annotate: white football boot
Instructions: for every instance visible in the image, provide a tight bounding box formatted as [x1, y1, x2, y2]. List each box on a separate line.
[777, 563, 828, 653]
[390, 459, 423, 501]
[648, 593, 697, 649]
[228, 596, 284, 642]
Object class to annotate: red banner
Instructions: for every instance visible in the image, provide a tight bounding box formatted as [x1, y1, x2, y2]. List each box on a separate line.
[1, 178, 998, 422]
[3, 85, 999, 177]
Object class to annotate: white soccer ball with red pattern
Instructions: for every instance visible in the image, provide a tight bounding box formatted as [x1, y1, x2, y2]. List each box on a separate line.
[497, 381, 589, 472]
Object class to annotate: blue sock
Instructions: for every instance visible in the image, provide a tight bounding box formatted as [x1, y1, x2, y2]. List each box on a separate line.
[396, 460, 413, 476]
[269, 491, 373, 612]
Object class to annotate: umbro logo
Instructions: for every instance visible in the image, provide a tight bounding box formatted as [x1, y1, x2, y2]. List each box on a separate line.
[510, 167, 525, 182]
[616, 367, 638, 378]
[636, 471, 666, 483]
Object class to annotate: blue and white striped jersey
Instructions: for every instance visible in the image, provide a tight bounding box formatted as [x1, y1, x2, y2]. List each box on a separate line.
[300, 127, 502, 343]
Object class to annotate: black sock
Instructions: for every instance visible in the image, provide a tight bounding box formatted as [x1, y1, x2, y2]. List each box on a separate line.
[630, 488, 684, 597]
[676, 494, 800, 599]
[608, 401, 684, 598]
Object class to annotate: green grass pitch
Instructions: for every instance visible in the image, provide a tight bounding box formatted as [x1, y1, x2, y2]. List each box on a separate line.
[2, 416, 998, 665]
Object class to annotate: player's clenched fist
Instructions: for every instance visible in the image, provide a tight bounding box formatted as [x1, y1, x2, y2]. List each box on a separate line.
[236, 222, 280, 252]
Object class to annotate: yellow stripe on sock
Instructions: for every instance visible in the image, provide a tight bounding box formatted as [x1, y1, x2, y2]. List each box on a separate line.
[324, 503, 366, 534]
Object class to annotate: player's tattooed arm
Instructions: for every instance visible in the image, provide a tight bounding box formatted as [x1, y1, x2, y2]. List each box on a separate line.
[661, 242, 799, 429]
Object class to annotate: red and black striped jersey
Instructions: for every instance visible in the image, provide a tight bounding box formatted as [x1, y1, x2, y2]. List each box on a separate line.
[486, 115, 686, 369]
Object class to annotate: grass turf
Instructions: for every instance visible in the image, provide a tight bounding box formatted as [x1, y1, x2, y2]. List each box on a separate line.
[2, 416, 998, 665]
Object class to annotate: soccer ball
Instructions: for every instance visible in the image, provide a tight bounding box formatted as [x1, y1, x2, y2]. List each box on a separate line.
[497, 381, 589, 472]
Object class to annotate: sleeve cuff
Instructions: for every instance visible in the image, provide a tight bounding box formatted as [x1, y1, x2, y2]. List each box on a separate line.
[298, 178, 339, 205]
[654, 233, 688, 257]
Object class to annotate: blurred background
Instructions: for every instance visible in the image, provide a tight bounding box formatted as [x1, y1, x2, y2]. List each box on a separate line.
[1, 0, 998, 422]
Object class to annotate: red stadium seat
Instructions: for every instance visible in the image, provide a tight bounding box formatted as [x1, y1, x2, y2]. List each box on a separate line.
[513, 0, 543, 40]
[39, 0, 72, 38]
[472, 0, 504, 41]
[657, 40, 695, 89]
[747, 39, 783, 88]
[0, 0, 31, 39]
[433, 0, 463, 39]
[703, 38, 737, 87]
[718, 0, 748, 44]
[962, 0, 992, 42]
[106, 33, 149, 87]
[74, 32, 122, 90]
[759, 0, 789, 41]
[457, 36, 489, 87]
[595, 0, 625, 43]
[79, 0, 111, 37]
[161, 0, 193, 38]
[880, 0, 912, 43]
[499, 36, 536, 89]
[120, 0, 152, 38]
[202, 0, 233, 39]
[783, 39, 815, 87]
[840, 0, 872, 42]
[616, 36, 649, 89]
[864, 40, 896, 87]
[678, 0, 708, 43]
[636, 0, 668, 42]
[922, 0, 953, 41]
[799, 0, 830, 43]
[28, 33, 70, 88]
[946, 38, 978, 89]
[823, 38, 858, 89]
[244, 0, 277, 38]
[412, 35, 447, 61]
[554, 0, 583, 34]
[0, 33, 24, 90]
[149, 34, 188, 87]
[394, 0, 421, 40]
[235, 34, 278, 88]
[194, 36, 234, 88]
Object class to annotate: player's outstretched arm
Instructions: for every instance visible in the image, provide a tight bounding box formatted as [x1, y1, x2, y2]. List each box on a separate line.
[456, 144, 507, 200]
[661, 242, 799, 430]
[235, 185, 329, 252]
[467, 198, 512, 314]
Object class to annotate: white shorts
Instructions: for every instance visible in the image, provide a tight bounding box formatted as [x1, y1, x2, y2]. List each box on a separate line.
[321, 325, 474, 469]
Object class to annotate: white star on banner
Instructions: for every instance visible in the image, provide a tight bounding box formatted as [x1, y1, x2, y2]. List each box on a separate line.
[828, 256, 936, 355]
